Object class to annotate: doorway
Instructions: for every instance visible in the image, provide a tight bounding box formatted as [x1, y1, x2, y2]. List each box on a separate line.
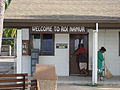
[69, 34, 88, 75]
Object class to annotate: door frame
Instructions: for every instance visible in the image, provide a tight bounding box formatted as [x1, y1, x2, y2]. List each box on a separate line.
[69, 33, 89, 76]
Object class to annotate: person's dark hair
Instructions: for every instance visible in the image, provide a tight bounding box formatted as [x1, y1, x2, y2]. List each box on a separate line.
[80, 44, 84, 48]
[100, 47, 106, 51]
[78, 44, 84, 48]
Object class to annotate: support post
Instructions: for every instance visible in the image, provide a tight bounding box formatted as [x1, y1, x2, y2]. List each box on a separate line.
[92, 23, 98, 85]
[17, 29, 22, 73]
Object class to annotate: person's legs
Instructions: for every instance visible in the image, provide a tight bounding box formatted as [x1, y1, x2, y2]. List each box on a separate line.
[79, 63, 88, 75]
[98, 69, 104, 80]
[79, 63, 87, 69]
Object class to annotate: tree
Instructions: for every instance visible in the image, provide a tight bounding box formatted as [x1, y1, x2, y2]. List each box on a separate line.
[2, 28, 16, 48]
[0, 0, 5, 55]
[3, 28, 16, 38]
[4, 0, 11, 10]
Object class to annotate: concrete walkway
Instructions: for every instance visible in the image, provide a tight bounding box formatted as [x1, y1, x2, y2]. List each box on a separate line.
[58, 84, 120, 90]
[58, 76, 120, 84]
[57, 76, 120, 90]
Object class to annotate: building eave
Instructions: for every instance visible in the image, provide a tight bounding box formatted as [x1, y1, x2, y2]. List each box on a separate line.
[4, 19, 120, 23]
[3, 19, 120, 29]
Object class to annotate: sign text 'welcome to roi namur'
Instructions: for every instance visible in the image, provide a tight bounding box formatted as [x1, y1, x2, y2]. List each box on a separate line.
[32, 26, 86, 33]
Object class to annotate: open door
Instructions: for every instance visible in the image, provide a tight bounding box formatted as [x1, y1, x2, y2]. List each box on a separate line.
[70, 34, 88, 75]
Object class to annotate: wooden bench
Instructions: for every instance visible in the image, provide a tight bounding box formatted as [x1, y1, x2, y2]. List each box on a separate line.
[0, 73, 28, 90]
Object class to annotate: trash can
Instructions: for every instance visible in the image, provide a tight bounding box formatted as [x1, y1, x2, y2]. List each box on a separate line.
[33, 64, 57, 90]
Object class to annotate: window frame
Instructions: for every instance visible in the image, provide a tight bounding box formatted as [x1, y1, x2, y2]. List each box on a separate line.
[30, 34, 55, 56]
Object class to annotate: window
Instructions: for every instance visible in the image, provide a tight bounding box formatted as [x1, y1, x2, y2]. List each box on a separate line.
[30, 34, 54, 55]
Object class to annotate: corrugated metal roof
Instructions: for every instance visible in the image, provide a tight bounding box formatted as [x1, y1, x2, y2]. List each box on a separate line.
[4, 0, 120, 20]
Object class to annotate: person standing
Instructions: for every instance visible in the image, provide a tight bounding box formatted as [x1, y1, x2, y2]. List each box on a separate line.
[98, 47, 106, 80]
[74, 44, 88, 75]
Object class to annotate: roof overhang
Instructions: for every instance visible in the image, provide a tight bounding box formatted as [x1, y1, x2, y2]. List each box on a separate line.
[4, 19, 120, 29]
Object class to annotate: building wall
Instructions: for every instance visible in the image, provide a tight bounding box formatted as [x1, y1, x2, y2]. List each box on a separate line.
[21, 31, 69, 76]
[22, 56, 31, 75]
[88, 29, 120, 76]
[21, 28, 120, 76]
[39, 34, 69, 76]
[21, 29, 31, 75]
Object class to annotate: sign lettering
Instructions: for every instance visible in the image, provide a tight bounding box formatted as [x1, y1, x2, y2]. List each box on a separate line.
[32, 26, 85, 33]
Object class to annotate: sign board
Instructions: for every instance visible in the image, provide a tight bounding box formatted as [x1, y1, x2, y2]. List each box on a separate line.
[56, 43, 68, 49]
[32, 26, 85, 33]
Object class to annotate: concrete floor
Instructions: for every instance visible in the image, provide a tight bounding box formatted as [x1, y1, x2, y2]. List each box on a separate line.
[0, 59, 119, 89]
[57, 76, 120, 90]
[58, 84, 120, 90]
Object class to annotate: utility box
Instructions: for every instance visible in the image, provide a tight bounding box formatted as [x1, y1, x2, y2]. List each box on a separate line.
[33, 64, 57, 90]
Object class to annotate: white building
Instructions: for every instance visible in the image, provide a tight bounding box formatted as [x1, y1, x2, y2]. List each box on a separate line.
[4, 0, 120, 79]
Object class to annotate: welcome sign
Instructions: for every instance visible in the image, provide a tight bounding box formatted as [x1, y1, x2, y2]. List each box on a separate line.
[32, 26, 86, 33]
